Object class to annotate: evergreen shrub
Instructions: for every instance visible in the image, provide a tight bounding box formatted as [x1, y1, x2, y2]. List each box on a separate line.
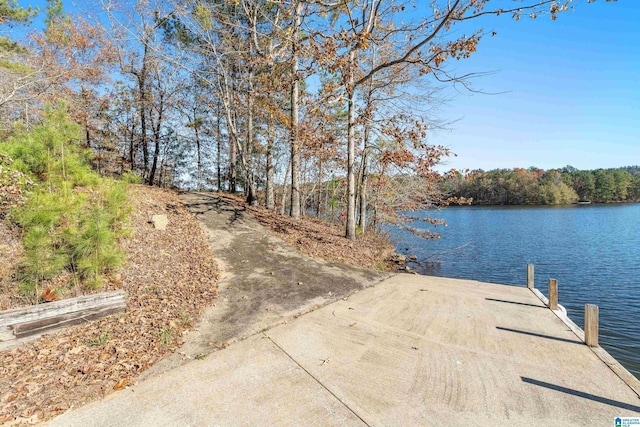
[0, 106, 130, 302]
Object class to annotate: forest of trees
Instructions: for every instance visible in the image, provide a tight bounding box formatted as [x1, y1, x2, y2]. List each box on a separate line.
[446, 166, 640, 205]
[1, 0, 616, 240]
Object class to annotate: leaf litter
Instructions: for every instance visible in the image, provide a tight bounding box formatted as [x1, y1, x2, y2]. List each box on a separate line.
[216, 193, 394, 271]
[0, 185, 218, 424]
[0, 189, 395, 425]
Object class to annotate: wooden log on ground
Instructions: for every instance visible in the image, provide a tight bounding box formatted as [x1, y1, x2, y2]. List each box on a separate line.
[13, 305, 124, 339]
[0, 290, 125, 342]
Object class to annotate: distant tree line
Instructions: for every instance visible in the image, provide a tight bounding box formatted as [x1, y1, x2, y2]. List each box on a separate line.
[445, 166, 640, 205]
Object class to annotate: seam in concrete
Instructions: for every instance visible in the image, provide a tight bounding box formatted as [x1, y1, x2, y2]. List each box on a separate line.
[221, 273, 393, 345]
[529, 287, 640, 399]
[265, 334, 371, 427]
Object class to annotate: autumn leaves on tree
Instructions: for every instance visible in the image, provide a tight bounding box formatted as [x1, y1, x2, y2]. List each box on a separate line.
[1, 0, 604, 240]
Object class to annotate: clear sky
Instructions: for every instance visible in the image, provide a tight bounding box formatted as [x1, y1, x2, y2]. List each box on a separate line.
[9, 0, 639, 172]
[426, 1, 640, 172]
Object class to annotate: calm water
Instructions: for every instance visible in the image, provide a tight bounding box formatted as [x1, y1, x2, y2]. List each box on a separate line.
[388, 203, 640, 379]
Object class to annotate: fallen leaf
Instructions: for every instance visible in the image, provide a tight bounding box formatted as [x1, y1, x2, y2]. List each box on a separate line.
[113, 379, 130, 390]
[41, 287, 58, 302]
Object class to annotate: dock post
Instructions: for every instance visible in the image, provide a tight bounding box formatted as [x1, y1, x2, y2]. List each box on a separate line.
[585, 304, 599, 347]
[527, 264, 534, 289]
[548, 279, 558, 310]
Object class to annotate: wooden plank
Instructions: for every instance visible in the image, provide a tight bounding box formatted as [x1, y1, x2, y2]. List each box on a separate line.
[0, 290, 125, 328]
[548, 279, 558, 310]
[527, 264, 534, 289]
[13, 304, 124, 339]
[592, 346, 640, 398]
[585, 304, 599, 347]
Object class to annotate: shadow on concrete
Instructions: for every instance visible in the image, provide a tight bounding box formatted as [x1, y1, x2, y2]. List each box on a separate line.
[183, 192, 246, 226]
[486, 297, 545, 308]
[521, 377, 640, 412]
[497, 327, 583, 345]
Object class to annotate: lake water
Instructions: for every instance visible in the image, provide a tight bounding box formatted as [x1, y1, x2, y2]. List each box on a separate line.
[388, 203, 640, 379]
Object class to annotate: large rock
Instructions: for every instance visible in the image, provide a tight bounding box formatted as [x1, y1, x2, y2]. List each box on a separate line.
[151, 214, 168, 230]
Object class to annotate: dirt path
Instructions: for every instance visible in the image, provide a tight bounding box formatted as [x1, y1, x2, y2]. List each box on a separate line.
[143, 192, 389, 378]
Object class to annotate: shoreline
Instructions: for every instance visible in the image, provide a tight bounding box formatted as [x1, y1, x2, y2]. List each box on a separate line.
[439, 200, 640, 208]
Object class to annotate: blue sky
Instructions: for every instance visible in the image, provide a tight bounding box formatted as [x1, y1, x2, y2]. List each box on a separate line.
[424, 1, 640, 172]
[9, 1, 639, 172]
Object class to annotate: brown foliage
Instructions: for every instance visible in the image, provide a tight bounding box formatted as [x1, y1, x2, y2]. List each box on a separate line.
[218, 193, 394, 270]
[0, 186, 218, 424]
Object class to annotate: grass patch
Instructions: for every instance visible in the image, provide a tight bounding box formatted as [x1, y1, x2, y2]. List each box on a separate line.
[159, 328, 173, 347]
[88, 331, 112, 347]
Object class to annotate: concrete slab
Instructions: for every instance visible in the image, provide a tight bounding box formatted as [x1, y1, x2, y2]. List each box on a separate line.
[266, 275, 640, 426]
[47, 333, 365, 427]
[46, 275, 640, 427]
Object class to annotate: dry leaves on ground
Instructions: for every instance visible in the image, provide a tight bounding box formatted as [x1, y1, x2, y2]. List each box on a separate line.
[0, 222, 23, 311]
[0, 185, 218, 425]
[217, 193, 394, 271]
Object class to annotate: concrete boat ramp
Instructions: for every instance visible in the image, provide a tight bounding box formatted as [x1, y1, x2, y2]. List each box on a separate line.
[48, 274, 640, 427]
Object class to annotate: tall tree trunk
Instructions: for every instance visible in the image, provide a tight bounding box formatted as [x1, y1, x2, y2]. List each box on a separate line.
[289, 1, 302, 219]
[139, 86, 148, 179]
[82, 88, 91, 149]
[346, 50, 357, 240]
[137, 44, 150, 180]
[148, 137, 160, 185]
[148, 92, 164, 186]
[280, 156, 291, 215]
[85, 122, 91, 150]
[359, 53, 376, 234]
[194, 114, 202, 191]
[359, 125, 370, 234]
[216, 99, 222, 191]
[266, 112, 275, 210]
[245, 68, 257, 206]
[229, 129, 237, 193]
[316, 159, 323, 218]
[128, 118, 135, 171]
[227, 69, 238, 193]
